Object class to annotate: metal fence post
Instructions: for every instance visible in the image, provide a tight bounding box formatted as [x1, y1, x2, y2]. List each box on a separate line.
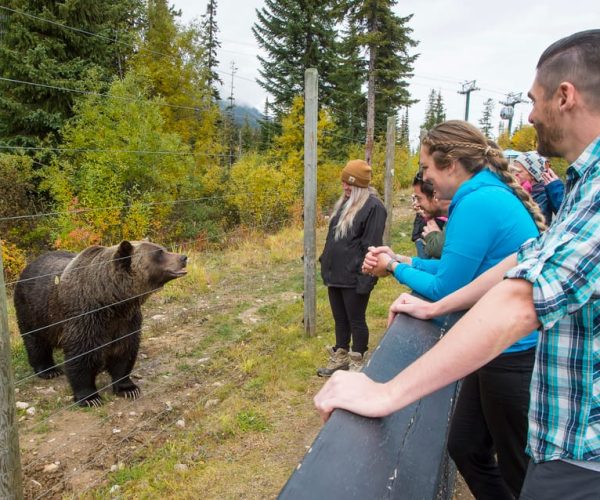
[0, 242, 24, 499]
[303, 68, 318, 337]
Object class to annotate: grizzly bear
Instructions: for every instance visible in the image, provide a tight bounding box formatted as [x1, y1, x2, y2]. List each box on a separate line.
[14, 241, 187, 407]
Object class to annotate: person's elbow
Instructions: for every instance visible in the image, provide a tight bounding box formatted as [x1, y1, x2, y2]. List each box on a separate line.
[502, 278, 541, 336]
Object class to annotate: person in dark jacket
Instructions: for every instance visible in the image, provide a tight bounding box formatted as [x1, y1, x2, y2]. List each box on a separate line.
[317, 159, 387, 377]
[412, 172, 449, 259]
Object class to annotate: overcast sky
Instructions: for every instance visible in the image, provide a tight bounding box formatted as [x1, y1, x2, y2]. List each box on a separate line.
[172, 0, 598, 146]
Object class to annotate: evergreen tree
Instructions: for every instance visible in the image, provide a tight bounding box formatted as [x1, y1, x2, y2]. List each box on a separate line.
[421, 89, 442, 132]
[131, 0, 221, 163]
[433, 90, 446, 124]
[479, 98, 495, 138]
[252, 0, 338, 119]
[342, 0, 418, 163]
[329, 22, 366, 149]
[0, 0, 143, 147]
[398, 106, 409, 147]
[239, 117, 259, 153]
[199, 0, 222, 100]
[258, 98, 277, 151]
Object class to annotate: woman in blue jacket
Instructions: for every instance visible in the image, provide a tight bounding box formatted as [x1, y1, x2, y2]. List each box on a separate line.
[364, 121, 546, 499]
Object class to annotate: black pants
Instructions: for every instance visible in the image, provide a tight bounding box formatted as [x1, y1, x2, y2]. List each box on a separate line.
[327, 286, 370, 354]
[520, 460, 600, 500]
[448, 348, 535, 500]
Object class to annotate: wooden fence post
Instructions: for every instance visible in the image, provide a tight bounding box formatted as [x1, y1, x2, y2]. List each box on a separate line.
[0, 243, 24, 499]
[303, 68, 318, 337]
[383, 115, 396, 246]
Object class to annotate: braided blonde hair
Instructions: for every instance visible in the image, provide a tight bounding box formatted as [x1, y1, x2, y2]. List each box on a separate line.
[422, 120, 547, 232]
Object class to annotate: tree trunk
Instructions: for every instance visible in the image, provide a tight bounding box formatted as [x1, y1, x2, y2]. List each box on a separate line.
[365, 43, 376, 165]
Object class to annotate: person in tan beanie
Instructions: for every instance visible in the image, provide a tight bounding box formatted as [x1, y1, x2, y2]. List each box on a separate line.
[341, 159, 372, 188]
[317, 159, 386, 376]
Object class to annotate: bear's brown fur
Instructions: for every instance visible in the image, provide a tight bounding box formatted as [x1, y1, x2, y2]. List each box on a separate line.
[14, 241, 187, 406]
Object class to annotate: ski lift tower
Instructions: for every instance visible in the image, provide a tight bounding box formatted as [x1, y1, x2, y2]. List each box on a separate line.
[500, 92, 527, 136]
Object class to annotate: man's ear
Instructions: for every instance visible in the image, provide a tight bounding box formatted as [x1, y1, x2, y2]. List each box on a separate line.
[557, 82, 576, 111]
[116, 240, 134, 271]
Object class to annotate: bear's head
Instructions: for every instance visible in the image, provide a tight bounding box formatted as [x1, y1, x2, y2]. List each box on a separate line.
[115, 241, 188, 290]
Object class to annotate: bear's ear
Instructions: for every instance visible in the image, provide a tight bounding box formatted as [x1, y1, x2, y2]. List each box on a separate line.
[116, 240, 134, 271]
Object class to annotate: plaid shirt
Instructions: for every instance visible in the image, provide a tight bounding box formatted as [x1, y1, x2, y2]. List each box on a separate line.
[506, 135, 600, 463]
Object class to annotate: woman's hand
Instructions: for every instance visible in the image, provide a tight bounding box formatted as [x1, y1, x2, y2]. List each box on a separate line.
[362, 251, 378, 274]
[366, 252, 393, 277]
[362, 246, 395, 274]
[387, 293, 436, 327]
[314, 371, 392, 423]
[542, 167, 559, 184]
[422, 219, 441, 237]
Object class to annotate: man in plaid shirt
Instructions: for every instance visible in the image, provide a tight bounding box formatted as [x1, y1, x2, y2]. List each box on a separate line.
[315, 30, 600, 498]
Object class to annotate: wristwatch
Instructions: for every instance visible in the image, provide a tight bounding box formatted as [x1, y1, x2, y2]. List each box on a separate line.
[385, 258, 396, 274]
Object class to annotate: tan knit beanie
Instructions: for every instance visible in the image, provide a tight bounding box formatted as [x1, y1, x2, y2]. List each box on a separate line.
[341, 159, 372, 188]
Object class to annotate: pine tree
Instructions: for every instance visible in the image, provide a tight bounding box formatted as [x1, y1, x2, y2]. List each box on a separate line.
[258, 98, 277, 151]
[328, 23, 366, 151]
[433, 90, 446, 124]
[199, 0, 222, 100]
[399, 107, 409, 147]
[131, 0, 221, 161]
[479, 98, 495, 138]
[239, 117, 259, 153]
[252, 0, 338, 119]
[421, 89, 438, 132]
[0, 0, 143, 147]
[342, 0, 418, 163]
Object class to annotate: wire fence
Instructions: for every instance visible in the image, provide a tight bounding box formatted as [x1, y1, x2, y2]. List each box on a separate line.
[6, 202, 306, 497]
[0, 7, 411, 496]
[18, 267, 302, 465]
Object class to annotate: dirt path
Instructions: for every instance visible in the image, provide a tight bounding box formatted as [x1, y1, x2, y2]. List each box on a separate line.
[14, 210, 473, 499]
[16, 260, 310, 499]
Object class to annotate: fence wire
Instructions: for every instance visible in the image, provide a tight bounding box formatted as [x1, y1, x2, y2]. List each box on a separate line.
[17, 260, 303, 497]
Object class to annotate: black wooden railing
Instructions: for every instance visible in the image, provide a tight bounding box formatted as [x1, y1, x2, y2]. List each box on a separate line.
[279, 311, 464, 499]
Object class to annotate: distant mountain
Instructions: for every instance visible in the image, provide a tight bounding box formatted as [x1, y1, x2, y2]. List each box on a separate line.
[218, 101, 263, 128]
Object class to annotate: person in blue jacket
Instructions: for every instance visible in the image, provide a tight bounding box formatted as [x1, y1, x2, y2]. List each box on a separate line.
[512, 151, 565, 225]
[363, 120, 547, 499]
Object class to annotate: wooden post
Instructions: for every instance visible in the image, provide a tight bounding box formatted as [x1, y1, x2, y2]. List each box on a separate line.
[0, 243, 24, 499]
[303, 69, 318, 337]
[383, 116, 396, 246]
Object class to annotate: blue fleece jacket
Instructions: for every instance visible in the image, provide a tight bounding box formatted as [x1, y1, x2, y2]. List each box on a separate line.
[531, 179, 565, 225]
[392, 169, 538, 353]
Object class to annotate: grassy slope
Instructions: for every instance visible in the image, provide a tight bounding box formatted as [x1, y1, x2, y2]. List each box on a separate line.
[9, 199, 417, 499]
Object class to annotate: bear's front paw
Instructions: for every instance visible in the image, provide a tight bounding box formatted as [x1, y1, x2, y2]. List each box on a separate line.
[36, 367, 63, 379]
[75, 394, 103, 408]
[114, 382, 141, 400]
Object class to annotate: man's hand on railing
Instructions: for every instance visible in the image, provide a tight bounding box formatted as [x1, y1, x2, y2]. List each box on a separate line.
[314, 371, 392, 423]
[387, 293, 436, 327]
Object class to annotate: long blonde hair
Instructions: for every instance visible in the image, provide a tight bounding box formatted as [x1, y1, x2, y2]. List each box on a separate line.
[422, 120, 547, 232]
[331, 185, 375, 240]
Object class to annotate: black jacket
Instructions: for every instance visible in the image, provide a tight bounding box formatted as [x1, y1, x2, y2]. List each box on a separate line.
[319, 194, 387, 294]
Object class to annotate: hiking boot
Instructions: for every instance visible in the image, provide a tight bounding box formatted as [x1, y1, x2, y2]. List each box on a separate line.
[349, 350, 368, 372]
[317, 347, 349, 377]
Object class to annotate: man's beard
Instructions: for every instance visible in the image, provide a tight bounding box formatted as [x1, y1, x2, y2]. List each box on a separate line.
[535, 113, 564, 158]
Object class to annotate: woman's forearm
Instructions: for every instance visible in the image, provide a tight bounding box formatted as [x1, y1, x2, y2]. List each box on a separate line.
[430, 253, 518, 316]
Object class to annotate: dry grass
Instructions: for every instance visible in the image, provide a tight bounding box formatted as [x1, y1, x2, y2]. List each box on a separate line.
[9, 199, 425, 499]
